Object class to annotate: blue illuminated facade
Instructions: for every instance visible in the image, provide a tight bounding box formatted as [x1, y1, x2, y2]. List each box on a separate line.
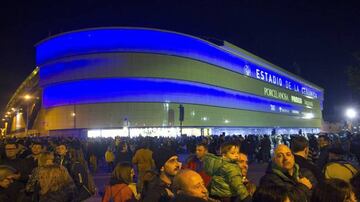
[34, 27, 323, 134]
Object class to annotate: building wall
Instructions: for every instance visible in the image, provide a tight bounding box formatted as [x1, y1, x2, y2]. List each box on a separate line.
[35, 28, 323, 132]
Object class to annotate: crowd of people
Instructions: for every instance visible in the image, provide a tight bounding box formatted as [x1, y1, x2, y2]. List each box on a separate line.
[0, 132, 360, 202]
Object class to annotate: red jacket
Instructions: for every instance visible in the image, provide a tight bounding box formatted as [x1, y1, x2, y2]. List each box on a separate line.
[183, 155, 212, 187]
[102, 183, 136, 202]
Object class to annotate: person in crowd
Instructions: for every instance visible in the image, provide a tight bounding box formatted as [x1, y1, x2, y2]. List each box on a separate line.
[258, 144, 312, 199]
[172, 169, 219, 202]
[69, 148, 96, 201]
[204, 141, 251, 202]
[323, 146, 358, 182]
[317, 134, 331, 170]
[253, 184, 306, 202]
[105, 146, 115, 172]
[260, 135, 272, 163]
[38, 165, 76, 202]
[142, 147, 181, 202]
[184, 143, 211, 187]
[26, 140, 44, 170]
[115, 142, 133, 164]
[237, 152, 256, 196]
[26, 151, 55, 201]
[54, 142, 72, 172]
[102, 162, 137, 202]
[1, 141, 32, 201]
[311, 179, 357, 202]
[0, 165, 18, 201]
[132, 142, 155, 192]
[290, 136, 323, 186]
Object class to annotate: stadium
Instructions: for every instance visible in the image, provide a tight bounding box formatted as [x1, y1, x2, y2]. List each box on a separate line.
[1, 27, 324, 137]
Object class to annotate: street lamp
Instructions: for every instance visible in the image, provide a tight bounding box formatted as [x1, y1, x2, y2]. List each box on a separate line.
[23, 94, 33, 136]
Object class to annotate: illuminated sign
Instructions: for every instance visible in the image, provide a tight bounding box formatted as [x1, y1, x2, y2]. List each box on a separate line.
[291, 96, 303, 104]
[264, 87, 289, 102]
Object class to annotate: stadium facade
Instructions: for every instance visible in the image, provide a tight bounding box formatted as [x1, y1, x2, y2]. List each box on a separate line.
[2, 27, 324, 137]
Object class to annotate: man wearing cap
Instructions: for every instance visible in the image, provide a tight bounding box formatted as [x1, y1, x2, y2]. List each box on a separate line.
[323, 146, 358, 182]
[0, 165, 18, 201]
[26, 140, 43, 170]
[142, 147, 181, 202]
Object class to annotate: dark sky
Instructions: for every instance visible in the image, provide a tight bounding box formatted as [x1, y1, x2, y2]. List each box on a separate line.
[1, 0, 360, 121]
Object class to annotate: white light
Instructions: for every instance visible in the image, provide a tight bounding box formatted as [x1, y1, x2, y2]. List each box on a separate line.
[202, 117, 208, 121]
[303, 112, 314, 119]
[346, 108, 357, 119]
[24, 94, 32, 100]
[224, 119, 230, 123]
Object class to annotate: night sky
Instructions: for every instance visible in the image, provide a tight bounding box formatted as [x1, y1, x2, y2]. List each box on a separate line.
[1, 1, 360, 122]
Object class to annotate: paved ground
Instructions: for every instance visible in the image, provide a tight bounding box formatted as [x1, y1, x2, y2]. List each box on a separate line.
[86, 154, 269, 202]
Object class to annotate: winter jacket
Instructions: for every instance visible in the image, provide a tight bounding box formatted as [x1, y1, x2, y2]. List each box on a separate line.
[259, 162, 311, 199]
[142, 176, 172, 202]
[203, 153, 250, 201]
[102, 183, 136, 202]
[39, 184, 76, 202]
[324, 159, 358, 182]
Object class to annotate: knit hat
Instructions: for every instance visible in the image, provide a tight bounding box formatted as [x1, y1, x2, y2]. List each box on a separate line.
[153, 147, 178, 171]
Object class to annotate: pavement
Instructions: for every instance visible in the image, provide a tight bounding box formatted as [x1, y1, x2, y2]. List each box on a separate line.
[86, 154, 269, 202]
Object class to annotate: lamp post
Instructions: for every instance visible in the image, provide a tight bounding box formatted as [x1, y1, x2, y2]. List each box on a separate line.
[24, 94, 32, 136]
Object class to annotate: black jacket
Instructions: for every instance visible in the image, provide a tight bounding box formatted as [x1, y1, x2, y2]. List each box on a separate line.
[259, 162, 311, 200]
[142, 176, 172, 202]
[39, 184, 76, 202]
[294, 154, 323, 185]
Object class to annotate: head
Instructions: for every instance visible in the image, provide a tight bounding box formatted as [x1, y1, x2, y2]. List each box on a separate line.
[290, 136, 309, 158]
[220, 142, 240, 161]
[5, 142, 18, 159]
[56, 144, 68, 157]
[311, 179, 357, 202]
[31, 143, 43, 156]
[318, 135, 330, 148]
[195, 143, 208, 160]
[119, 142, 128, 152]
[154, 148, 181, 176]
[0, 166, 16, 189]
[253, 185, 291, 202]
[112, 162, 134, 184]
[273, 144, 295, 174]
[38, 165, 73, 195]
[38, 152, 54, 166]
[238, 153, 249, 177]
[173, 169, 208, 200]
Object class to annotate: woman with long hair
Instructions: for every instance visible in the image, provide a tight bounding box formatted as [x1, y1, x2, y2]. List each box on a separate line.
[38, 165, 76, 202]
[102, 162, 137, 202]
[26, 152, 55, 201]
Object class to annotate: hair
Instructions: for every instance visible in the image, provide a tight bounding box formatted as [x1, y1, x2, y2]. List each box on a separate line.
[318, 134, 330, 142]
[196, 143, 208, 150]
[111, 162, 133, 185]
[290, 136, 309, 153]
[220, 141, 239, 155]
[68, 148, 87, 167]
[38, 165, 73, 195]
[38, 152, 54, 167]
[253, 185, 289, 202]
[5, 141, 18, 148]
[311, 179, 355, 202]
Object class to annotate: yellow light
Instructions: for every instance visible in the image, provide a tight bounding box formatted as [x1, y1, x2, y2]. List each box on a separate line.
[71, 112, 76, 117]
[24, 94, 32, 100]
